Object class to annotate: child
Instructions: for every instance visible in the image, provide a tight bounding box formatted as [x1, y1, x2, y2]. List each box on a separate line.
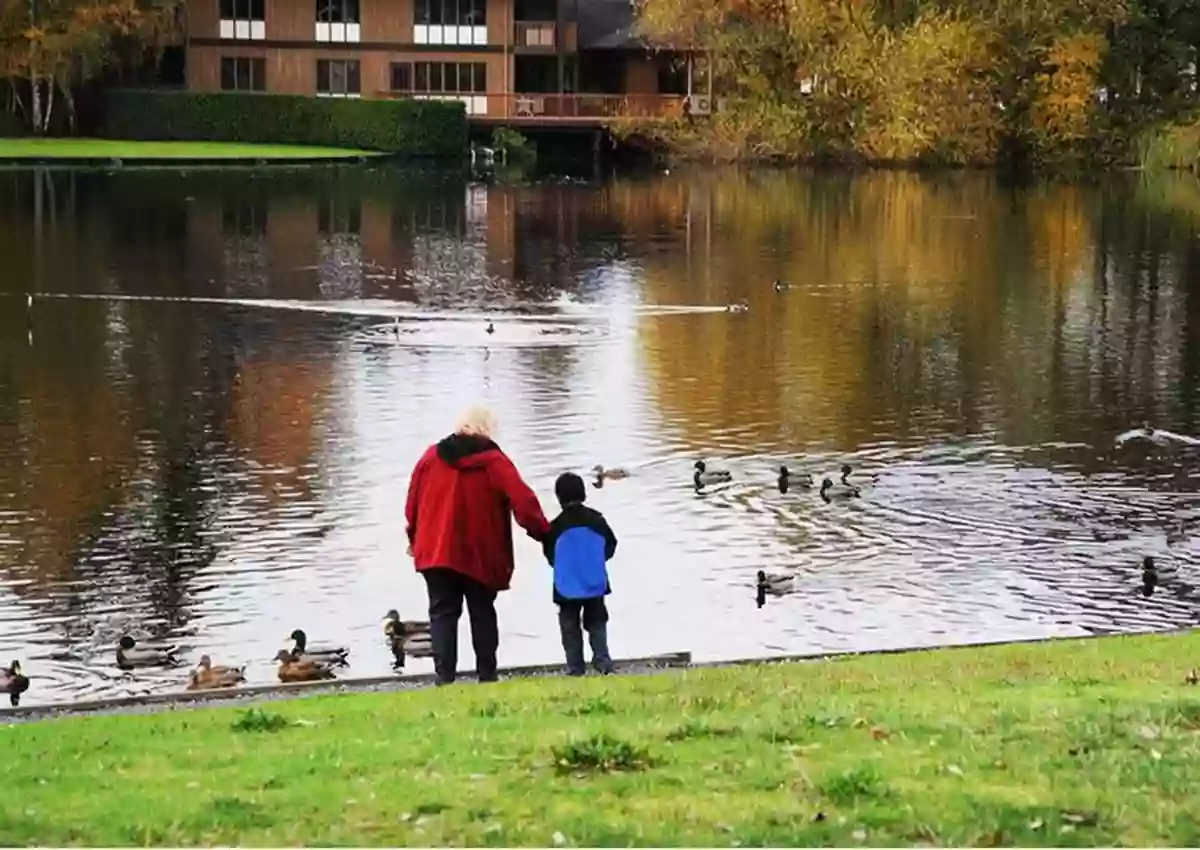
[543, 472, 618, 675]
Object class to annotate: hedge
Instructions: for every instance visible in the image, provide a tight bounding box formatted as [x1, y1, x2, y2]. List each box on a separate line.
[104, 90, 467, 156]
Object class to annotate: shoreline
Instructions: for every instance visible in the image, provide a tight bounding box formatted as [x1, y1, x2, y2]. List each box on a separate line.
[6, 626, 1189, 724]
[0, 138, 384, 166]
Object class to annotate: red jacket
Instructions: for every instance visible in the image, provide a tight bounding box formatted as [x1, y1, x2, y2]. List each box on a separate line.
[405, 433, 550, 591]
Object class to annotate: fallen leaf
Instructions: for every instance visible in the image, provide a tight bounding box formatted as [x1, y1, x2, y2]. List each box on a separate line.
[1060, 825, 1076, 834]
[1185, 669, 1197, 685]
[552, 831, 567, 847]
[1136, 725, 1159, 740]
[1028, 818, 1044, 831]
[852, 828, 867, 842]
[947, 764, 964, 776]
[852, 717, 867, 728]
[400, 812, 412, 822]
[870, 725, 890, 740]
[1152, 749, 1163, 761]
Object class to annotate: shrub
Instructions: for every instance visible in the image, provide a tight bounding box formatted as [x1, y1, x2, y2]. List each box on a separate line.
[104, 90, 466, 156]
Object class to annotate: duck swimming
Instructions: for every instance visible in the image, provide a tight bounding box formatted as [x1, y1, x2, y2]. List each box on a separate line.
[116, 636, 181, 670]
[593, 464, 629, 482]
[839, 464, 877, 487]
[694, 460, 733, 488]
[778, 465, 814, 493]
[773, 280, 789, 292]
[486, 322, 495, 334]
[274, 649, 337, 683]
[820, 477, 861, 502]
[187, 655, 246, 691]
[1, 660, 30, 706]
[756, 570, 793, 596]
[1142, 556, 1158, 597]
[286, 629, 349, 666]
[726, 300, 749, 313]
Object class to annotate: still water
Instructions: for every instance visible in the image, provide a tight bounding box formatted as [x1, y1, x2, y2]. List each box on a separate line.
[2, 164, 1200, 706]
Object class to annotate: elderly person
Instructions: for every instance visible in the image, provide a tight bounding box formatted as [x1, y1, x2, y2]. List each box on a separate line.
[405, 405, 550, 685]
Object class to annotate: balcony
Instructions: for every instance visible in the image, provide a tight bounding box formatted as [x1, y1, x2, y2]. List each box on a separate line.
[512, 21, 577, 51]
[501, 93, 686, 121]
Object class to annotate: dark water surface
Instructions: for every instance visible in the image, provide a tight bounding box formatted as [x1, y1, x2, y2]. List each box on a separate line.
[2, 164, 1200, 705]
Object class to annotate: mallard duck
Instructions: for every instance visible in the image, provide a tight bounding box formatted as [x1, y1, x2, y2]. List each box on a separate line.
[274, 649, 337, 683]
[593, 464, 629, 482]
[726, 299, 749, 313]
[839, 463, 877, 487]
[820, 477, 860, 501]
[116, 636, 181, 670]
[1, 660, 30, 706]
[187, 655, 246, 691]
[757, 570, 793, 596]
[778, 465, 813, 493]
[773, 279, 789, 292]
[287, 629, 349, 666]
[383, 609, 433, 665]
[486, 322, 495, 334]
[694, 460, 733, 488]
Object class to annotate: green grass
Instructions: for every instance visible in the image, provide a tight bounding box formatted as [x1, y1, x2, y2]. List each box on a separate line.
[5, 632, 1200, 845]
[0, 138, 376, 161]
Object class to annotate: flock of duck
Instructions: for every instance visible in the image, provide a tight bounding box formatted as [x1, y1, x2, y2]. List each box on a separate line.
[1, 610, 431, 707]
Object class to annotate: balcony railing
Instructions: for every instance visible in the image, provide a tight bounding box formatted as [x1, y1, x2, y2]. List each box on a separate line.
[501, 93, 687, 120]
[377, 92, 690, 121]
[514, 21, 554, 47]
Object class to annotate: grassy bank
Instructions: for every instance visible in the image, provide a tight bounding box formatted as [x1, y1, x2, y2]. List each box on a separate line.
[0, 139, 375, 161]
[5, 632, 1200, 845]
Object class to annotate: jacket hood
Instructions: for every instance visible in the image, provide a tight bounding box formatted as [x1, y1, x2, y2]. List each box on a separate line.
[436, 433, 500, 468]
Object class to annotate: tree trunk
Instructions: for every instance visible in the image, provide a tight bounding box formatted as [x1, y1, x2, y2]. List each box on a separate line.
[30, 75, 42, 134]
[64, 86, 76, 134]
[42, 78, 54, 133]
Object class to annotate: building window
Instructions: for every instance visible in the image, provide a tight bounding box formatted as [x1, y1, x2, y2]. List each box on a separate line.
[316, 59, 361, 97]
[218, 0, 265, 40]
[413, 0, 487, 45]
[390, 62, 412, 92]
[412, 62, 486, 93]
[315, 0, 360, 42]
[220, 57, 266, 91]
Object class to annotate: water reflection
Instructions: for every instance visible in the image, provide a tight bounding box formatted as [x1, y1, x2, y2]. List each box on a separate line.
[1, 165, 1199, 705]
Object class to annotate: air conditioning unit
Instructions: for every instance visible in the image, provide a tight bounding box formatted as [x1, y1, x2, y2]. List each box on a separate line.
[686, 95, 712, 115]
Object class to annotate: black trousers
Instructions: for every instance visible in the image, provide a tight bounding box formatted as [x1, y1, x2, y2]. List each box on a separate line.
[422, 567, 499, 684]
[557, 596, 614, 676]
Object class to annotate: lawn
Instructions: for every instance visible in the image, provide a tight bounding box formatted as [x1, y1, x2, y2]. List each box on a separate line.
[4, 632, 1200, 846]
[0, 139, 377, 161]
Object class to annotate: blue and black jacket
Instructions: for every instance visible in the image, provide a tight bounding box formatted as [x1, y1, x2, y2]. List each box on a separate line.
[542, 503, 617, 603]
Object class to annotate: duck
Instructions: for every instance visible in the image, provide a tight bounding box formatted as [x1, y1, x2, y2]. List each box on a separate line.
[383, 609, 433, 665]
[116, 635, 181, 669]
[778, 465, 813, 493]
[286, 629, 349, 666]
[274, 649, 337, 683]
[1, 660, 30, 706]
[593, 464, 629, 482]
[393, 317, 400, 336]
[694, 460, 733, 488]
[187, 655, 246, 691]
[726, 299, 749, 313]
[839, 463, 878, 487]
[820, 477, 861, 501]
[486, 322, 495, 334]
[756, 570, 793, 596]
[773, 279, 789, 292]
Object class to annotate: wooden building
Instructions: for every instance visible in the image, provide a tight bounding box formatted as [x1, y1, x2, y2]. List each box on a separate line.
[184, 0, 712, 125]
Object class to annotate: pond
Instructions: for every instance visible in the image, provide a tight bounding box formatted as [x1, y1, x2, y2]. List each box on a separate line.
[1, 163, 1199, 706]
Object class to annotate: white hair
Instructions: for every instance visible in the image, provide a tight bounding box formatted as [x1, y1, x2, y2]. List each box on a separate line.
[454, 404, 497, 439]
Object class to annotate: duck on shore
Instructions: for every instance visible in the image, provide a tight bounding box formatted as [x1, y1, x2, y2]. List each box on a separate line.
[274, 649, 337, 683]
[286, 629, 349, 666]
[1, 660, 30, 706]
[383, 609, 433, 665]
[187, 655, 246, 691]
[694, 460, 733, 488]
[116, 636, 181, 670]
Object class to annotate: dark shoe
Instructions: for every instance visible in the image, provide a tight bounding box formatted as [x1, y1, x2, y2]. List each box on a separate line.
[566, 667, 586, 677]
